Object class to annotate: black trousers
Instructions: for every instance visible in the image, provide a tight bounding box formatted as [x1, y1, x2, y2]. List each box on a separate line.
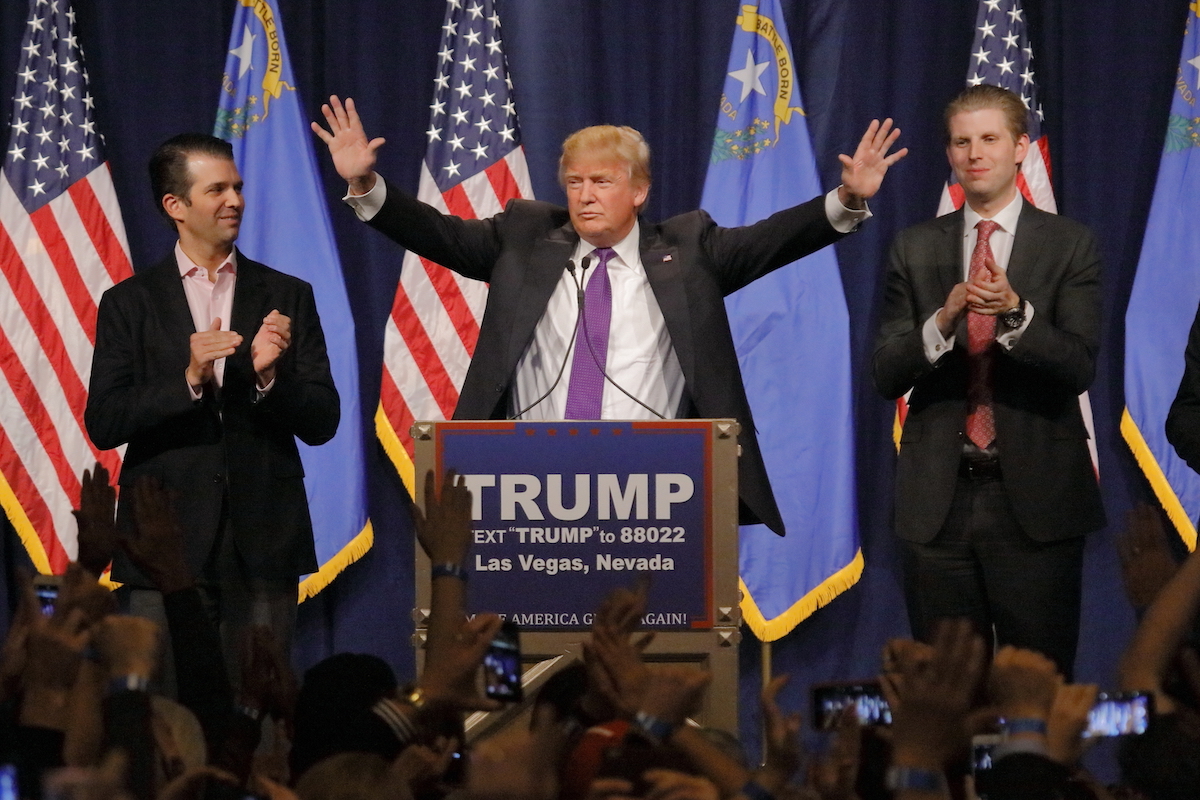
[119, 497, 296, 695]
[900, 466, 1085, 678]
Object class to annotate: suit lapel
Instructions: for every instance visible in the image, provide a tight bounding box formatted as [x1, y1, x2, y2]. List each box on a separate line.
[230, 252, 269, 340]
[146, 253, 200, 345]
[1006, 201, 1046, 290]
[507, 223, 575, 363]
[936, 209, 965, 299]
[640, 223, 690, 386]
[228, 252, 270, 392]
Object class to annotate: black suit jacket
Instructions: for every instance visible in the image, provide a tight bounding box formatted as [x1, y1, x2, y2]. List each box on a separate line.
[1166, 301, 1200, 473]
[85, 251, 340, 584]
[367, 180, 845, 535]
[872, 202, 1105, 543]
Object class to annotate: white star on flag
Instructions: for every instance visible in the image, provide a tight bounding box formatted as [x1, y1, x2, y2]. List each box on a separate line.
[229, 25, 255, 78]
[728, 49, 768, 103]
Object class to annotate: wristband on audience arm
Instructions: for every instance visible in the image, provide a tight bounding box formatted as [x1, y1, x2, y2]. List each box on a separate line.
[1000, 717, 1048, 737]
[633, 710, 677, 742]
[885, 766, 947, 793]
[431, 562, 468, 581]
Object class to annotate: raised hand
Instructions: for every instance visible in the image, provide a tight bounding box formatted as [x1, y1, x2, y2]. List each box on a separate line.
[806, 707, 861, 800]
[1045, 682, 1098, 767]
[121, 476, 193, 595]
[251, 309, 291, 385]
[187, 318, 242, 389]
[987, 645, 1061, 723]
[419, 610, 503, 712]
[413, 469, 474, 567]
[935, 283, 972, 338]
[238, 626, 299, 727]
[1118, 503, 1178, 610]
[965, 257, 1020, 316]
[311, 95, 386, 195]
[637, 664, 711, 727]
[889, 619, 986, 772]
[72, 462, 118, 578]
[838, 118, 908, 208]
[757, 674, 804, 792]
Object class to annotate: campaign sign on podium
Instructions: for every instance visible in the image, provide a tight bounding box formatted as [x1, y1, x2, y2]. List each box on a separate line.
[412, 419, 740, 631]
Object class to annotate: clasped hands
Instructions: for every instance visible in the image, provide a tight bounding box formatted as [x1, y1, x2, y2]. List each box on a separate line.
[186, 310, 291, 390]
[936, 257, 1021, 338]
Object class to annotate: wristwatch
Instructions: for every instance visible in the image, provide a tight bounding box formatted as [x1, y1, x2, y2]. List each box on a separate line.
[1000, 297, 1026, 330]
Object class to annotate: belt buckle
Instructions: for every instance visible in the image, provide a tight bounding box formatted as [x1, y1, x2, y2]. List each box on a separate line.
[963, 456, 998, 480]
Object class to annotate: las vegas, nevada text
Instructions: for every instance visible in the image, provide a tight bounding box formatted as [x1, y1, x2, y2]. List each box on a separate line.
[464, 472, 696, 575]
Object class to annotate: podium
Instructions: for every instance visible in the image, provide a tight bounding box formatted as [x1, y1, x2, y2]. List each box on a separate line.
[412, 419, 743, 736]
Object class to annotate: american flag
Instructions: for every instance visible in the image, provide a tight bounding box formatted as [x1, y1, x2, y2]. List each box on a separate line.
[376, 0, 533, 495]
[937, 0, 1055, 215]
[0, 0, 130, 573]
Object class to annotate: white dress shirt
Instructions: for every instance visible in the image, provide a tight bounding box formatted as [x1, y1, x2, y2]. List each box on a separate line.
[177, 244, 273, 399]
[178, 242, 236, 393]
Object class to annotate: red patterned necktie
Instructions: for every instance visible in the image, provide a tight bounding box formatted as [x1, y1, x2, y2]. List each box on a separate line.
[966, 219, 1000, 449]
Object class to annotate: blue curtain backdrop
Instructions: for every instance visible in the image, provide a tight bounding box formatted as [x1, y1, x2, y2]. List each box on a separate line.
[0, 0, 1191, 770]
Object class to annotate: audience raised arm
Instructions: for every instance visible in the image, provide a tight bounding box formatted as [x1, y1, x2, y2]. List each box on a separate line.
[1119, 506, 1200, 714]
[885, 619, 985, 800]
[412, 468, 503, 713]
[72, 462, 118, 580]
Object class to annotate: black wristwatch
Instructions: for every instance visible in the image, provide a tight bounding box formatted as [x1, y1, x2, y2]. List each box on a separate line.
[1000, 297, 1026, 330]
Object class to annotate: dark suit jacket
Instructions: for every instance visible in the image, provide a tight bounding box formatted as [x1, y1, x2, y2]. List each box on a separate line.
[367, 180, 845, 535]
[872, 202, 1105, 543]
[1166, 301, 1200, 473]
[84, 251, 339, 584]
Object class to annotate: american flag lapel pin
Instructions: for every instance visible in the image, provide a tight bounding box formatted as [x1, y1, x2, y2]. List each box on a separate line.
[662, 254, 672, 262]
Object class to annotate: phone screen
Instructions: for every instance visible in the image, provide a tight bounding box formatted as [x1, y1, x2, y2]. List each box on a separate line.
[484, 620, 522, 702]
[971, 734, 1000, 800]
[34, 583, 58, 617]
[0, 765, 18, 800]
[1083, 691, 1152, 738]
[811, 682, 892, 729]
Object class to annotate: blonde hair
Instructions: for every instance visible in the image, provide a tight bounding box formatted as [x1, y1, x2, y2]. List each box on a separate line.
[558, 125, 651, 189]
[944, 84, 1028, 143]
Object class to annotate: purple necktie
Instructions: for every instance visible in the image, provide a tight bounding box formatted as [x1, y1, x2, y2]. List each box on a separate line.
[564, 248, 614, 419]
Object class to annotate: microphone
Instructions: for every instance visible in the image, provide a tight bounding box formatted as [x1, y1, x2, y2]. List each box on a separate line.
[574, 256, 666, 420]
[511, 253, 667, 420]
[508, 258, 586, 420]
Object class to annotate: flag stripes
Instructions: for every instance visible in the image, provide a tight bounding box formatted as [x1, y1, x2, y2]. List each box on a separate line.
[379, 124, 532, 494]
[1, 0, 133, 573]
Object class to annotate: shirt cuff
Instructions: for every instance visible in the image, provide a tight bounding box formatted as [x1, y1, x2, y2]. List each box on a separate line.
[255, 376, 275, 400]
[187, 379, 203, 402]
[824, 187, 871, 233]
[996, 300, 1034, 351]
[922, 311, 955, 363]
[342, 172, 387, 221]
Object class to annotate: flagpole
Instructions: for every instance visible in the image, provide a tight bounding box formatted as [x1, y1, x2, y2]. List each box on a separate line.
[759, 639, 772, 766]
[761, 640, 772, 689]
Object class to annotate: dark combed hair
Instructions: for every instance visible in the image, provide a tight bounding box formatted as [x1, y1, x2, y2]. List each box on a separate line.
[943, 84, 1028, 143]
[148, 133, 234, 220]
